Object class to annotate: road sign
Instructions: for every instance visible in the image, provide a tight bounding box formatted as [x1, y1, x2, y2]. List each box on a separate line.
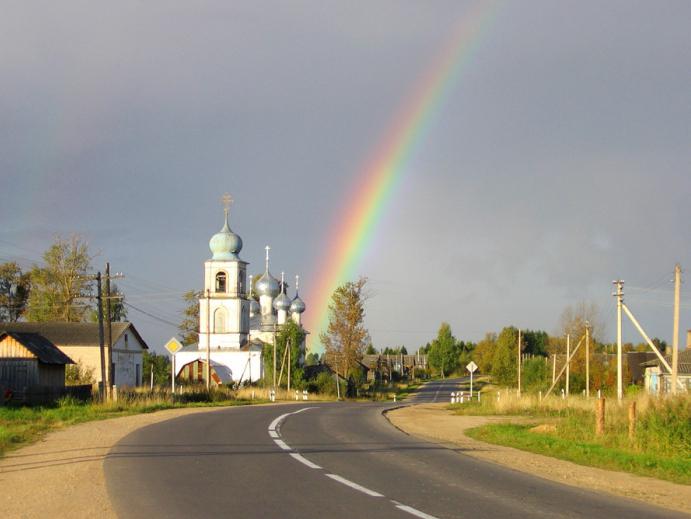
[164, 337, 183, 355]
[466, 361, 478, 373]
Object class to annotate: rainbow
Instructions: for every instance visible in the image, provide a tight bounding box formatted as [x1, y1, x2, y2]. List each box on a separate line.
[305, 2, 500, 350]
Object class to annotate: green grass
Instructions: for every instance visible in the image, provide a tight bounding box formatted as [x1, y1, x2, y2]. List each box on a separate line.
[466, 422, 691, 485]
[0, 396, 262, 457]
[451, 391, 690, 484]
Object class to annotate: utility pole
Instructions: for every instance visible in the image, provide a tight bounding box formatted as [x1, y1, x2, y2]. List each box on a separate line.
[565, 333, 570, 397]
[552, 353, 556, 384]
[672, 264, 681, 395]
[585, 322, 590, 399]
[206, 288, 211, 390]
[96, 272, 106, 400]
[287, 337, 291, 393]
[273, 323, 277, 391]
[105, 262, 113, 397]
[517, 329, 522, 396]
[613, 280, 624, 400]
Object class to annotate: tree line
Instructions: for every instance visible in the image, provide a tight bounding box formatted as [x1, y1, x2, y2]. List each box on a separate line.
[0, 235, 125, 324]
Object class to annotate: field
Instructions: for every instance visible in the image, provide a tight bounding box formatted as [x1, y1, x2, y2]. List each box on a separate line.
[451, 391, 691, 484]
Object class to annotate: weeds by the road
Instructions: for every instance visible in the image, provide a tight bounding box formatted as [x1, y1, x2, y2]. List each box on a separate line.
[0, 385, 334, 457]
[451, 392, 690, 484]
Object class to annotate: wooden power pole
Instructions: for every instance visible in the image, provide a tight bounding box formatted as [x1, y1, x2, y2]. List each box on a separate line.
[585, 322, 590, 399]
[517, 329, 522, 397]
[613, 280, 624, 400]
[96, 272, 106, 400]
[672, 264, 681, 394]
[105, 262, 113, 396]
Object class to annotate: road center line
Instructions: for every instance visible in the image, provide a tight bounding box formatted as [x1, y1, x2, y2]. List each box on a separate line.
[395, 504, 441, 519]
[289, 452, 322, 469]
[325, 473, 384, 497]
[268, 407, 441, 519]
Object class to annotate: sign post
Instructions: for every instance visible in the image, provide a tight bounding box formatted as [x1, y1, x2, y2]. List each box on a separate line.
[164, 337, 183, 394]
[466, 361, 478, 398]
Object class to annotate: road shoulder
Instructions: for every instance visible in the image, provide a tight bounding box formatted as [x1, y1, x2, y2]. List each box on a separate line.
[0, 406, 229, 518]
[386, 403, 690, 515]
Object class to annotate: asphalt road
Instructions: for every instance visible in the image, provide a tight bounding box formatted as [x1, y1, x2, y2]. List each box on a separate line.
[406, 377, 470, 404]
[105, 385, 685, 518]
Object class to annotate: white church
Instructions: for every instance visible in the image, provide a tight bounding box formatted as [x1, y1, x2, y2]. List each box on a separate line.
[174, 198, 306, 385]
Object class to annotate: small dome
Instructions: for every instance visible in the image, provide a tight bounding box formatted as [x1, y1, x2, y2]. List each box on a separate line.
[249, 298, 260, 317]
[209, 211, 242, 260]
[290, 295, 305, 314]
[256, 271, 280, 297]
[274, 292, 291, 312]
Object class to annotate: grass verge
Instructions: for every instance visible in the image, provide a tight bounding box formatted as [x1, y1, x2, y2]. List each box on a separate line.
[0, 397, 261, 457]
[452, 391, 690, 485]
[466, 422, 691, 485]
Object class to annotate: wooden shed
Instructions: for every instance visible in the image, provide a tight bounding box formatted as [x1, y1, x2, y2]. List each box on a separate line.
[0, 331, 74, 393]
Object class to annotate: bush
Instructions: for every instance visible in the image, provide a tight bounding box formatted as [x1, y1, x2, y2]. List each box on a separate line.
[65, 361, 95, 386]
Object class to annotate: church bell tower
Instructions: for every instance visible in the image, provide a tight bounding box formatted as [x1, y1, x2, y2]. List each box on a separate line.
[198, 195, 250, 350]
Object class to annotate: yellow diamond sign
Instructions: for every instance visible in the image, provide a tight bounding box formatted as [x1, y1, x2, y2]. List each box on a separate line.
[164, 337, 183, 355]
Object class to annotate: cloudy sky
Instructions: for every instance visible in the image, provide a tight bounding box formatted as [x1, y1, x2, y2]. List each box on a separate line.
[1, 1, 689, 353]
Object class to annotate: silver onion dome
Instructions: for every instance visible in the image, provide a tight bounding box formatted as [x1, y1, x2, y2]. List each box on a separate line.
[290, 275, 306, 314]
[249, 298, 260, 317]
[273, 272, 291, 311]
[255, 246, 280, 297]
[290, 295, 305, 314]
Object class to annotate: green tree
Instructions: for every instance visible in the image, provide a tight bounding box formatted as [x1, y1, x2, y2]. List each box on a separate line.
[26, 236, 92, 322]
[428, 322, 458, 377]
[472, 332, 497, 374]
[0, 261, 30, 321]
[320, 277, 370, 379]
[522, 356, 549, 391]
[521, 329, 549, 356]
[142, 351, 171, 386]
[365, 344, 377, 355]
[305, 352, 320, 366]
[179, 290, 201, 345]
[263, 320, 306, 388]
[400, 345, 408, 355]
[491, 326, 518, 385]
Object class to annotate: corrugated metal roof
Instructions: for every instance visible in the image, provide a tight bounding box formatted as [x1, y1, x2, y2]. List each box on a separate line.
[640, 349, 691, 374]
[0, 322, 149, 349]
[0, 331, 74, 365]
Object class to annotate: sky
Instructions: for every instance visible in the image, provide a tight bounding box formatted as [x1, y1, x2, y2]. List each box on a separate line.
[1, 1, 690, 354]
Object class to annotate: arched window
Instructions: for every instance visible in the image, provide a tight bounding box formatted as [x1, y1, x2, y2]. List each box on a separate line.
[215, 271, 227, 293]
[214, 308, 227, 333]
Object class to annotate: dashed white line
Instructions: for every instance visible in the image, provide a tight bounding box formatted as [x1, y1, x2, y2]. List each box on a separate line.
[325, 474, 384, 497]
[289, 452, 322, 469]
[268, 407, 440, 519]
[395, 504, 440, 519]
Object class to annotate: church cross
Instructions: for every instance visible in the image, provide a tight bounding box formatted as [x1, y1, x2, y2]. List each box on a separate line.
[222, 193, 233, 214]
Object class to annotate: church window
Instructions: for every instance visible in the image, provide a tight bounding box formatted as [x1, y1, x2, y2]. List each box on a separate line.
[214, 308, 227, 333]
[215, 272, 227, 293]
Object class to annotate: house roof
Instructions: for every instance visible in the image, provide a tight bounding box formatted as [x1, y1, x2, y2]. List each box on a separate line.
[0, 322, 149, 350]
[640, 349, 691, 374]
[0, 331, 74, 365]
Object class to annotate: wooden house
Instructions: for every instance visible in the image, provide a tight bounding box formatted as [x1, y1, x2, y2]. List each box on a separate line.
[0, 331, 74, 394]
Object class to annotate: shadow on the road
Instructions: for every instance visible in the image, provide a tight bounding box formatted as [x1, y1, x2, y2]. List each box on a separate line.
[0, 439, 483, 474]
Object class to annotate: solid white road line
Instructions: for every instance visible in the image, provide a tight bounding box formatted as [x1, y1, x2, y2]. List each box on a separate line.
[268, 413, 291, 432]
[325, 474, 384, 497]
[273, 439, 292, 451]
[289, 452, 322, 469]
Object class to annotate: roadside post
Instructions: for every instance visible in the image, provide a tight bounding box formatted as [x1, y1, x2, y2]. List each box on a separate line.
[164, 337, 183, 395]
[466, 361, 478, 398]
